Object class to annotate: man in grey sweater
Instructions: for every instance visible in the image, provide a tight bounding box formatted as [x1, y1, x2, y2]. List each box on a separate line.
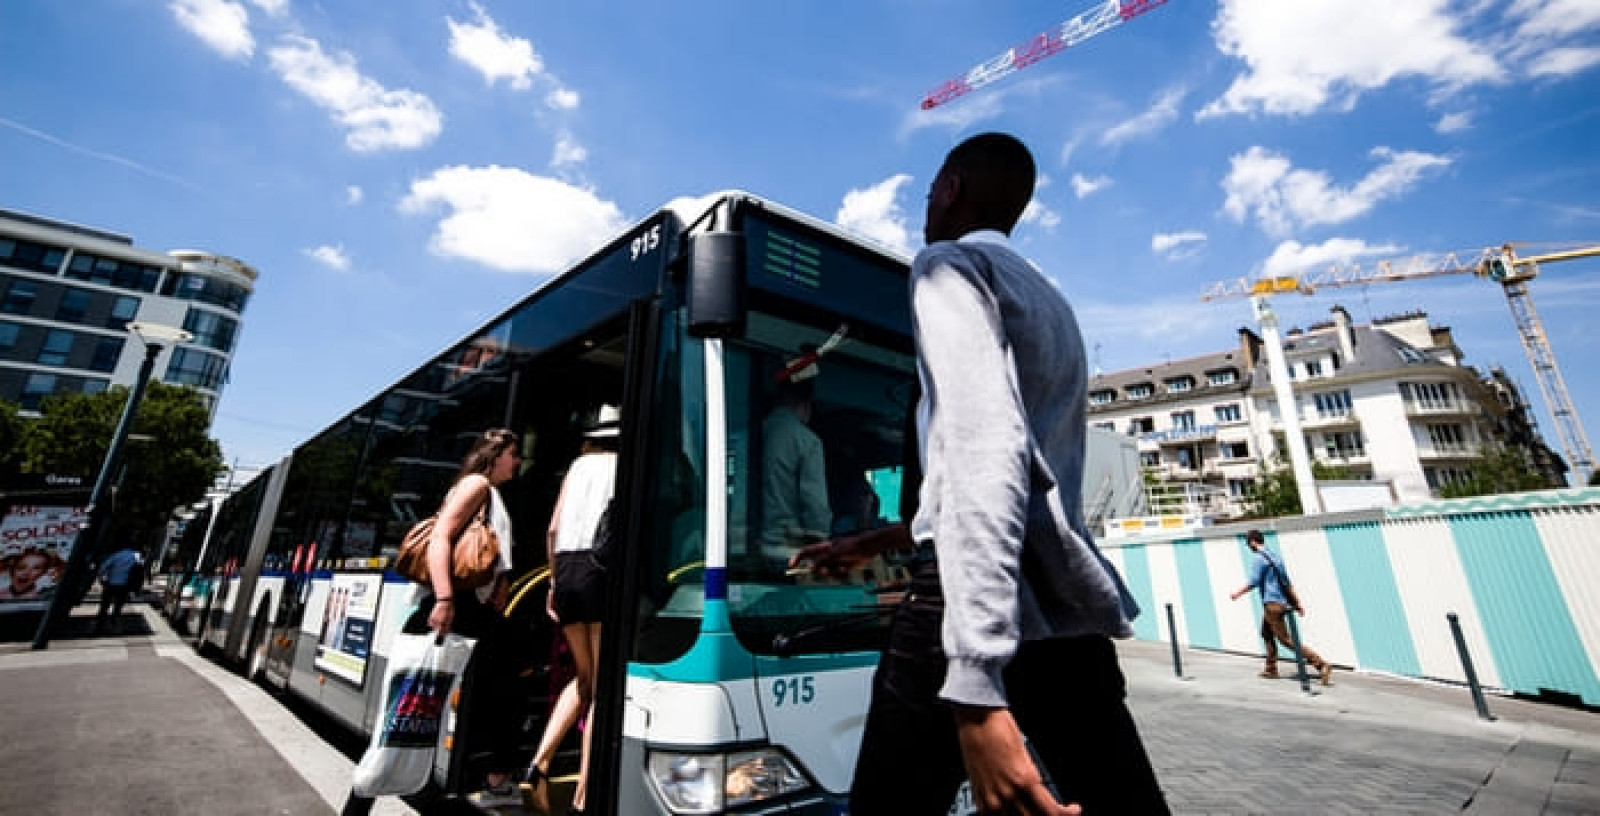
[798, 133, 1166, 814]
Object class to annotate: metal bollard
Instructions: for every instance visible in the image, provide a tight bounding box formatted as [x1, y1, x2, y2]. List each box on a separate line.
[1283, 608, 1314, 695]
[1164, 603, 1184, 678]
[1447, 612, 1496, 721]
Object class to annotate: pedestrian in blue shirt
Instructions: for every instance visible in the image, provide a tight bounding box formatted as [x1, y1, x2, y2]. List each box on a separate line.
[1230, 529, 1333, 685]
[95, 544, 144, 632]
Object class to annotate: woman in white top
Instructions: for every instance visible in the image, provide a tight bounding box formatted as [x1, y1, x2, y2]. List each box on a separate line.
[544, 406, 619, 815]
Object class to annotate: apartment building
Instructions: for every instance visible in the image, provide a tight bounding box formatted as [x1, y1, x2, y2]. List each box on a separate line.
[0, 208, 255, 416]
[1088, 306, 1561, 518]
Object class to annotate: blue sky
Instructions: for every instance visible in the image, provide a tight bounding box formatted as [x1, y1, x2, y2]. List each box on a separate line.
[4, 0, 1599, 477]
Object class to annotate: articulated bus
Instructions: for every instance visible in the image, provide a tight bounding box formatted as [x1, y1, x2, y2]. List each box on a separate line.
[190, 192, 925, 813]
[187, 193, 1129, 814]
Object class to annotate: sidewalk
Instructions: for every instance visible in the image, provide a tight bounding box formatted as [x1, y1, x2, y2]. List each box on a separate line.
[1117, 638, 1600, 814]
[2, 601, 1596, 814]
[0, 599, 414, 816]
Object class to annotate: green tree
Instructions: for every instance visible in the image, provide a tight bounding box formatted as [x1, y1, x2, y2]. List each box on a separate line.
[1439, 444, 1560, 498]
[0, 400, 27, 481]
[20, 382, 224, 545]
[1245, 456, 1354, 519]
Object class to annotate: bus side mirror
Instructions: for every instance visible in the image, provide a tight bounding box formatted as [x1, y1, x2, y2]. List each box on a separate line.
[687, 231, 747, 338]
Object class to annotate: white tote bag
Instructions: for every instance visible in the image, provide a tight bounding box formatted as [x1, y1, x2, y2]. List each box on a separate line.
[352, 632, 476, 797]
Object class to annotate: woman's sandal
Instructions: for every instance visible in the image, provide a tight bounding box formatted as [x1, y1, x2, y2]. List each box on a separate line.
[516, 765, 545, 809]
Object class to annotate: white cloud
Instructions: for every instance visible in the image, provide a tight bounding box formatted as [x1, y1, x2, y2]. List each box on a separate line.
[1198, 0, 1502, 119]
[268, 36, 443, 152]
[399, 166, 627, 274]
[447, 2, 542, 90]
[248, 0, 287, 17]
[345, 185, 363, 205]
[1527, 45, 1600, 77]
[1509, 0, 1600, 41]
[546, 88, 581, 110]
[305, 244, 350, 271]
[1102, 87, 1186, 146]
[1020, 199, 1061, 231]
[1071, 173, 1112, 199]
[1434, 111, 1473, 134]
[835, 174, 915, 255]
[551, 133, 587, 168]
[169, 0, 254, 60]
[1221, 146, 1451, 236]
[1259, 237, 1403, 278]
[1151, 230, 1208, 260]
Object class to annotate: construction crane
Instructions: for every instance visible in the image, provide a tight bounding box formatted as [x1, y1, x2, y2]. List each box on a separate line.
[920, 0, 1172, 110]
[1202, 242, 1600, 487]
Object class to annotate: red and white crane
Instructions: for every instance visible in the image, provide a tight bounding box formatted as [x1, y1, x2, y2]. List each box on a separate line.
[920, 0, 1172, 110]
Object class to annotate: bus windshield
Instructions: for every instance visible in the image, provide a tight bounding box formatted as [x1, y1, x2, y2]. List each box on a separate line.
[638, 303, 918, 659]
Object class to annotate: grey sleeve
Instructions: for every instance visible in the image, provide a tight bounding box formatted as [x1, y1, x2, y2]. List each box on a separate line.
[798, 434, 831, 535]
[912, 248, 1032, 708]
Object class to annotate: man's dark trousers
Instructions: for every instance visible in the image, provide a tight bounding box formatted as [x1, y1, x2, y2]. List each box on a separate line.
[850, 558, 1169, 814]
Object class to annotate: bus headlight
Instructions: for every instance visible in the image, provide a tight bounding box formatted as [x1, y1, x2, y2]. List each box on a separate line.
[647, 748, 812, 813]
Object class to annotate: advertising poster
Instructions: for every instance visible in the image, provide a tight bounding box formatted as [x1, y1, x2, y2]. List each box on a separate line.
[0, 506, 89, 612]
[314, 572, 383, 685]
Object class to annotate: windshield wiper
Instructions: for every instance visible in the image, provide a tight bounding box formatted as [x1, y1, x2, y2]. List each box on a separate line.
[769, 606, 894, 657]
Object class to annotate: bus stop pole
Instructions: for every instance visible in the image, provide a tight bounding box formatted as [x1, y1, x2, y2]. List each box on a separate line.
[1447, 612, 1496, 721]
[1164, 603, 1184, 678]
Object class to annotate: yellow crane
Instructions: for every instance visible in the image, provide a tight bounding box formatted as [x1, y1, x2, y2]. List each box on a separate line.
[1201, 242, 1600, 486]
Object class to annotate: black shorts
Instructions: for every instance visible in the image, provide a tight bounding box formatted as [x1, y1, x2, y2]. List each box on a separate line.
[552, 551, 606, 624]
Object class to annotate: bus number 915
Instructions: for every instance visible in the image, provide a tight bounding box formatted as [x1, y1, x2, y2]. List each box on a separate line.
[771, 675, 816, 708]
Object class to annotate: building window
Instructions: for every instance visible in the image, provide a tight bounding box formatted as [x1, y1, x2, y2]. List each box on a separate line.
[1140, 451, 1161, 467]
[1207, 370, 1237, 387]
[1126, 384, 1153, 400]
[1324, 431, 1365, 458]
[1164, 377, 1192, 394]
[65, 253, 162, 293]
[1397, 347, 1427, 363]
[165, 346, 228, 389]
[20, 372, 57, 409]
[37, 329, 74, 366]
[162, 272, 250, 312]
[81, 379, 108, 396]
[0, 321, 18, 353]
[0, 238, 66, 274]
[56, 288, 92, 323]
[108, 296, 140, 330]
[1089, 389, 1115, 406]
[1171, 410, 1196, 431]
[1093, 421, 1114, 431]
[2, 279, 39, 315]
[1425, 466, 1471, 490]
[88, 336, 124, 372]
[183, 308, 240, 353]
[1215, 403, 1242, 423]
[1220, 441, 1250, 459]
[1401, 381, 1457, 410]
[1303, 360, 1323, 378]
[1176, 446, 1198, 470]
[1129, 416, 1154, 435]
[1228, 478, 1256, 497]
[1427, 423, 1467, 452]
[1313, 389, 1352, 418]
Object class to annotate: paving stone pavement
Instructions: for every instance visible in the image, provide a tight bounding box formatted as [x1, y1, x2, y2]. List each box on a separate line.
[1115, 639, 1600, 815]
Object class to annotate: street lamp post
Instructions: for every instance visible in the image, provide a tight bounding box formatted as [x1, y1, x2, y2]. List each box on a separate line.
[32, 321, 192, 650]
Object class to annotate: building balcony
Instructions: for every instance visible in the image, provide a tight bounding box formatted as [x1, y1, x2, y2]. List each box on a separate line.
[1404, 401, 1476, 418]
[1300, 410, 1360, 429]
[1416, 443, 1478, 459]
[1141, 424, 1218, 445]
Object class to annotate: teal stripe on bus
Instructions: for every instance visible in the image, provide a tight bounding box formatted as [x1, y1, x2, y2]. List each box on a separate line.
[1450, 512, 1600, 704]
[1118, 544, 1159, 641]
[1172, 537, 1221, 649]
[1325, 522, 1419, 676]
